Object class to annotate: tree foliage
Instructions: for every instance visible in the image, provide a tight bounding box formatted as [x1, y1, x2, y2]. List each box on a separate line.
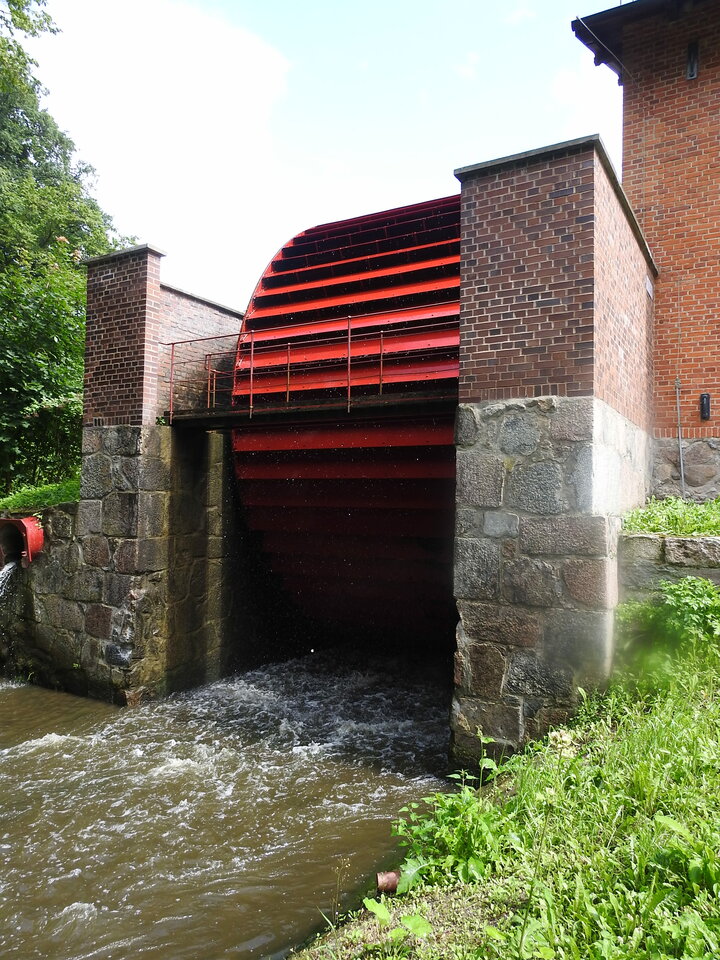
[0, 0, 119, 492]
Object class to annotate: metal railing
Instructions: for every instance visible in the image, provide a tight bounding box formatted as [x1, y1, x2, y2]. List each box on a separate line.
[163, 310, 459, 423]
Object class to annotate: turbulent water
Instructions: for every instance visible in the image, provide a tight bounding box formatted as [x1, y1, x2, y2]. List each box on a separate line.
[0, 560, 17, 600]
[0, 650, 451, 959]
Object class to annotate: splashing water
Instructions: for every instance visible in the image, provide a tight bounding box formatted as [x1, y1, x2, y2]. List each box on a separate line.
[0, 648, 452, 959]
[0, 561, 17, 602]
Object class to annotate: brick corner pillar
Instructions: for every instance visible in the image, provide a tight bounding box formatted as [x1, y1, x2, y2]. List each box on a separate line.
[450, 137, 655, 765]
[79, 244, 174, 703]
[76, 245, 241, 705]
[84, 243, 166, 428]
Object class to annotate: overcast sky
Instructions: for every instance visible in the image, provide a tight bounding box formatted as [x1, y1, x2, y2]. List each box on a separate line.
[28, 0, 623, 311]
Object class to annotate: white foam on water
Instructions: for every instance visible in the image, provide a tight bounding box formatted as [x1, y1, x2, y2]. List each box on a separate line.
[54, 901, 99, 929]
[0, 560, 17, 601]
[0, 647, 452, 959]
[149, 757, 205, 778]
[2, 731, 81, 756]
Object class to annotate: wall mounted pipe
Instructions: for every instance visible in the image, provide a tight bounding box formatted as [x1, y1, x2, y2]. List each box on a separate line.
[0, 518, 44, 569]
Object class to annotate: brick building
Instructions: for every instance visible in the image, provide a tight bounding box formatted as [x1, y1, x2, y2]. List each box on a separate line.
[575, 0, 720, 494]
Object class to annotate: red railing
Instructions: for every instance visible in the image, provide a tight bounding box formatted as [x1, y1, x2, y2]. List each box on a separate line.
[164, 308, 459, 423]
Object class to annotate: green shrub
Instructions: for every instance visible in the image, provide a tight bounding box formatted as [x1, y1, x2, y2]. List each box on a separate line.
[384, 578, 720, 959]
[617, 577, 720, 656]
[623, 496, 720, 536]
[394, 779, 509, 890]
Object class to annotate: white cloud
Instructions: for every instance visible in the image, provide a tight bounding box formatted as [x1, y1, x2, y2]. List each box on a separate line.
[454, 51, 480, 81]
[29, 0, 290, 309]
[505, 4, 537, 26]
[549, 65, 623, 173]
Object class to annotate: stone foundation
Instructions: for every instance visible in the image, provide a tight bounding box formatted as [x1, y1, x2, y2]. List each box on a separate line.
[619, 533, 720, 600]
[0, 424, 245, 702]
[451, 396, 651, 764]
[653, 437, 720, 501]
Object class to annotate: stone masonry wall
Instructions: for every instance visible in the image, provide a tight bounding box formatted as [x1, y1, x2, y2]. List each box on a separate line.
[60, 246, 249, 702]
[0, 424, 241, 703]
[0, 502, 98, 696]
[451, 396, 651, 763]
[165, 429, 243, 690]
[619, 533, 720, 601]
[653, 437, 720, 501]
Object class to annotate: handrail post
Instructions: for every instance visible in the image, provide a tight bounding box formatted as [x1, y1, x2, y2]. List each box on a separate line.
[205, 354, 212, 410]
[286, 343, 291, 403]
[169, 341, 176, 424]
[249, 334, 254, 418]
[347, 316, 352, 412]
[379, 330, 384, 395]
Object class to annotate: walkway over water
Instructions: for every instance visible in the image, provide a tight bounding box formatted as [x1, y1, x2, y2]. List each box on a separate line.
[166, 194, 460, 424]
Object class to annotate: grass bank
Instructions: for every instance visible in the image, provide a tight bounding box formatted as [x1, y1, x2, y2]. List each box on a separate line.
[0, 476, 79, 514]
[294, 579, 720, 959]
[623, 496, 720, 536]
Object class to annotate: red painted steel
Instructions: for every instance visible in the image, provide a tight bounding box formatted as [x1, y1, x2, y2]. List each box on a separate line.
[231, 195, 461, 646]
[233, 194, 460, 413]
[232, 421, 454, 452]
[234, 457, 456, 480]
[0, 517, 44, 568]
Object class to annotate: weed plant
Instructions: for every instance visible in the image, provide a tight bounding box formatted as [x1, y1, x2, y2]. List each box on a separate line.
[0, 475, 79, 513]
[302, 579, 720, 959]
[623, 496, 720, 536]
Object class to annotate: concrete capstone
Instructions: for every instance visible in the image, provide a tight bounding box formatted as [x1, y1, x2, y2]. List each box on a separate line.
[664, 537, 720, 568]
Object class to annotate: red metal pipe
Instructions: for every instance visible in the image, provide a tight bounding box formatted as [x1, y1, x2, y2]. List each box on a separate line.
[0, 517, 44, 568]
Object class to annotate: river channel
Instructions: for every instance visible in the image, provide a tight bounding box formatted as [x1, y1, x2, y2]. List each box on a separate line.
[0, 649, 451, 959]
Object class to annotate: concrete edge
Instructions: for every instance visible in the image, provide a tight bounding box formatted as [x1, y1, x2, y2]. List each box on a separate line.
[84, 243, 167, 267]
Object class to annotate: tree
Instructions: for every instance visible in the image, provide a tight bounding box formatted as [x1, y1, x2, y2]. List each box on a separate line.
[0, 0, 119, 492]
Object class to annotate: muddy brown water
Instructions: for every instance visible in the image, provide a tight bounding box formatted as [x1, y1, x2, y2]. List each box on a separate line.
[0, 651, 451, 959]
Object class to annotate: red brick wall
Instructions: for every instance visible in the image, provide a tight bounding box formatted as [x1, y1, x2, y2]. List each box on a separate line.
[622, 4, 720, 437]
[457, 142, 596, 402]
[84, 246, 163, 426]
[160, 286, 244, 344]
[157, 286, 243, 414]
[457, 138, 655, 429]
[84, 248, 243, 425]
[593, 154, 655, 432]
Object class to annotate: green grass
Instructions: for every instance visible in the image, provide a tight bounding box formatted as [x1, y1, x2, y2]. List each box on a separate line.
[296, 581, 720, 959]
[0, 476, 80, 514]
[623, 496, 720, 536]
